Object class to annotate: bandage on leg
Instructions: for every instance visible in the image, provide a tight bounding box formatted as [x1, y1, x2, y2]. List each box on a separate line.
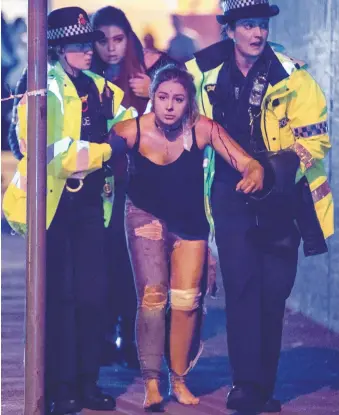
[169, 287, 203, 390]
[170, 288, 202, 311]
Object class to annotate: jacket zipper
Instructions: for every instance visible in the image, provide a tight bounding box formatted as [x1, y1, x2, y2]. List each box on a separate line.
[263, 101, 271, 151]
[200, 72, 207, 116]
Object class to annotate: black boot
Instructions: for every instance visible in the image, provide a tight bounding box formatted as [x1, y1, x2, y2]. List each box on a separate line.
[50, 398, 82, 414]
[81, 382, 116, 411]
[226, 383, 263, 412]
[49, 383, 82, 414]
[260, 398, 281, 413]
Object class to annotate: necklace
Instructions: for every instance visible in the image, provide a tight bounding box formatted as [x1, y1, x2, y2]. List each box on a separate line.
[154, 118, 183, 135]
[154, 117, 193, 155]
[154, 120, 170, 158]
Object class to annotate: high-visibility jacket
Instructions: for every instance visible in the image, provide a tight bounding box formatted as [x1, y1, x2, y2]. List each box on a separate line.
[186, 40, 333, 240]
[2, 62, 134, 235]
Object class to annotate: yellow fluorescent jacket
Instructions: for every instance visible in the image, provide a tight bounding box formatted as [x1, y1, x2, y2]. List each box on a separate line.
[186, 41, 334, 240]
[2, 62, 134, 235]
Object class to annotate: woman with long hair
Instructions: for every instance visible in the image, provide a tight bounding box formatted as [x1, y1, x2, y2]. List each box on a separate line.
[91, 6, 179, 110]
[108, 65, 264, 411]
[90, 6, 148, 368]
[91, 6, 149, 114]
[90, 7, 181, 369]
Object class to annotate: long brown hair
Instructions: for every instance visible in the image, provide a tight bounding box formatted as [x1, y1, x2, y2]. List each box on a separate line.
[91, 6, 148, 114]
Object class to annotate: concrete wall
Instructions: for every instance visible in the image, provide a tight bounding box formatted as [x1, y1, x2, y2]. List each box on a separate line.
[269, 0, 339, 332]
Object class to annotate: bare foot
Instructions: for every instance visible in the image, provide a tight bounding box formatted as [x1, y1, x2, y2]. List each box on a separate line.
[171, 378, 200, 405]
[143, 379, 164, 411]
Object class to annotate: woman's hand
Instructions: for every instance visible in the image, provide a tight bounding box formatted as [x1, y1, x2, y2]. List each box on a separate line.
[236, 159, 264, 194]
[129, 73, 151, 98]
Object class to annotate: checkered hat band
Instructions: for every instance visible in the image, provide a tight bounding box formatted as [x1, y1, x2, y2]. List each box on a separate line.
[48, 22, 93, 40]
[224, 0, 269, 12]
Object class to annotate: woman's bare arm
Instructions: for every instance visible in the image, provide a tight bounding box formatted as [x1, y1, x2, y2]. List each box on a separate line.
[197, 116, 264, 193]
[197, 116, 251, 172]
[109, 118, 137, 150]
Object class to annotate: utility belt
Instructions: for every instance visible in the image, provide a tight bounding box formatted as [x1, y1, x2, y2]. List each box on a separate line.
[65, 165, 113, 197]
[66, 178, 84, 193]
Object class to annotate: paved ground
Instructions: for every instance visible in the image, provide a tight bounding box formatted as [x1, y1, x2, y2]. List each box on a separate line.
[2, 232, 339, 414]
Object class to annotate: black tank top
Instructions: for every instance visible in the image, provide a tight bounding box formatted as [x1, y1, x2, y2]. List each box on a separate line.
[127, 118, 209, 240]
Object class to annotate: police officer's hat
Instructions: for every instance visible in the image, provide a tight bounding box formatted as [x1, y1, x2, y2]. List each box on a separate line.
[217, 0, 279, 25]
[48, 7, 104, 46]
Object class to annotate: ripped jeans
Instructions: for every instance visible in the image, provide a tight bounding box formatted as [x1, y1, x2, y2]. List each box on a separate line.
[125, 198, 207, 380]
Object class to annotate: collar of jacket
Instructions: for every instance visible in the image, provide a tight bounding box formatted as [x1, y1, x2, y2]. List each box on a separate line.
[48, 62, 87, 99]
[48, 62, 117, 99]
[193, 39, 294, 88]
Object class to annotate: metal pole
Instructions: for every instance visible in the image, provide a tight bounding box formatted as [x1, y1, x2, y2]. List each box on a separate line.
[25, 0, 47, 414]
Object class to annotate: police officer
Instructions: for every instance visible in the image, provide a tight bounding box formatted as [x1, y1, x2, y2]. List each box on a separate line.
[186, 0, 333, 412]
[3, 7, 132, 413]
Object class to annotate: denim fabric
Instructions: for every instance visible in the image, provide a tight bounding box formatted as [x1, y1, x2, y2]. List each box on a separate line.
[125, 197, 205, 380]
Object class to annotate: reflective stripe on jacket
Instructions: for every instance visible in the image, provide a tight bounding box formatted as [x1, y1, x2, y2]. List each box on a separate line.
[186, 41, 333, 240]
[2, 62, 134, 235]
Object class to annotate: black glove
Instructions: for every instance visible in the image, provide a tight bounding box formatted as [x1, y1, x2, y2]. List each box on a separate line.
[106, 130, 128, 159]
[101, 81, 114, 119]
[295, 177, 328, 257]
[250, 149, 300, 201]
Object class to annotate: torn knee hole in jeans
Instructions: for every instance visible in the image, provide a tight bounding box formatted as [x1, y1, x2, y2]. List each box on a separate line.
[141, 284, 168, 310]
[134, 220, 163, 240]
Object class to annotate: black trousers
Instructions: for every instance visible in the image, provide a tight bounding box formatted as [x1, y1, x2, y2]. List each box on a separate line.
[45, 190, 109, 400]
[212, 181, 300, 399]
[105, 179, 136, 346]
